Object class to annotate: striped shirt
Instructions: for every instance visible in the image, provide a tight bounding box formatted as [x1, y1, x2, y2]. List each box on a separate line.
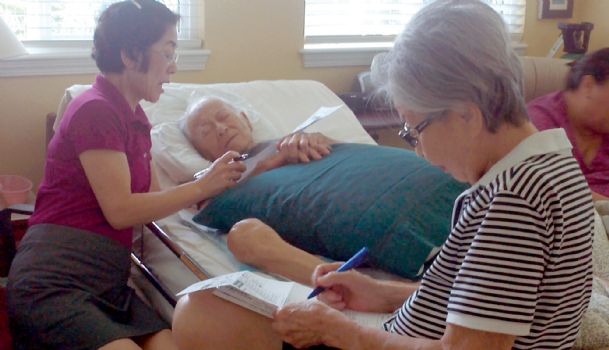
[388, 129, 594, 349]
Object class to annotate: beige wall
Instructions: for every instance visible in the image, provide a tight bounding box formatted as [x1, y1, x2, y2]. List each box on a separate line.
[1, 0, 607, 187]
[202, 0, 364, 91]
[578, 0, 609, 52]
[523, 0, 608, 57]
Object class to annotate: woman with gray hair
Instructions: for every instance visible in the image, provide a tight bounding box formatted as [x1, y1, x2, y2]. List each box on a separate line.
[172, 1, 594, 349]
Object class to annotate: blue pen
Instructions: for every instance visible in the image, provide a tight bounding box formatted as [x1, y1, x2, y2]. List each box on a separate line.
[307, 247, 369, 299]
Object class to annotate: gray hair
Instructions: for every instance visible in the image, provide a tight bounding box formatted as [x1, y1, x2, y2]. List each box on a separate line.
[178, 96, 243, 138]
[375, 0, 527, 132]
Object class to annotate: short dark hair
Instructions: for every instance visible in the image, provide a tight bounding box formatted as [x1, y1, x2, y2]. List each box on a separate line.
[92, 0, 179, 74]
[566, 47, 609, 90]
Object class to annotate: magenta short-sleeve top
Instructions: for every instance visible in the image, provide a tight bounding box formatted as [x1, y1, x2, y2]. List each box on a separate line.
[30, 75, 152, 247]
[528, 91, 609, 197]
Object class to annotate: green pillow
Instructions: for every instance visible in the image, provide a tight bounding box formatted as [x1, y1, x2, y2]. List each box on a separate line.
[193, 143, 468, 280]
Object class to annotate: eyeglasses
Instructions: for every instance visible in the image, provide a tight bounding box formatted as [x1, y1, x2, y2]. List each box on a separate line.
[151, 49, 179, 65]
[398, 112, 444, 148]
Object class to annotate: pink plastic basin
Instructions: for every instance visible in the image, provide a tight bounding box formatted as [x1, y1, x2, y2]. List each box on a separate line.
[0, 175, 33, 206]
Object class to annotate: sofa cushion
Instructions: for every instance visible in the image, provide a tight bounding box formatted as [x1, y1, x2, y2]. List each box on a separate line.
[520, 56, 570, 102]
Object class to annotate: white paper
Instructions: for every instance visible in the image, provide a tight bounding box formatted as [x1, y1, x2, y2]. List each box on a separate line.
[291, 105, 343, 134]
[230, 271, 294, 307]
[240, 143, 278, 180]
[238, 105, 342, 180]
[177, 271, 301, 318]
[178, 271, 394, 327]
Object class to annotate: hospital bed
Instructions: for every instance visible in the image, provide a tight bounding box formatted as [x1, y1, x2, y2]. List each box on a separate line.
[52, 79, 378, 318]
[51, 75, 609, 349]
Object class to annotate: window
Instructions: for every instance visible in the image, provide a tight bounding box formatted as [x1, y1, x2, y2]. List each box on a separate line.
[0, 0, 208, 77]
[302, 0, 526, 67]
[0, 0, 197, 41]
[487, 0, 526, 41]
[305, 0, 426, 45]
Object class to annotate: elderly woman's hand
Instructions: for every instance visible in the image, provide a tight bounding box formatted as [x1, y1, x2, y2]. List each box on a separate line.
[194, 151, 246, 199]
[272, 299, 354, 349]
[277, 132, 334, 164]
[311, 262, 400, 313]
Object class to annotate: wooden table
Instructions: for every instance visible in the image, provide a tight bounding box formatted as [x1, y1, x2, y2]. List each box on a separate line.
[355, 110, 403, 141]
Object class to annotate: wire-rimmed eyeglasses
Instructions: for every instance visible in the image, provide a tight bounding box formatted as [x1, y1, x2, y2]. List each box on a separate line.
[151, 49, 179, 65]
[398, 112, 445, 148]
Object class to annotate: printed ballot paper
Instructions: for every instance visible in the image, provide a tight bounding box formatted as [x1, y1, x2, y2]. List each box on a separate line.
[178, 271, 393, 328]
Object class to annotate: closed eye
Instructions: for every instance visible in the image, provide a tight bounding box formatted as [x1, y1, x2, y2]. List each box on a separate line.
[216, 112, 229, 121]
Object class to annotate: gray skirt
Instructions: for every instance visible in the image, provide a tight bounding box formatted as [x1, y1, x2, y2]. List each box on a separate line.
[7, 224, 168, 350]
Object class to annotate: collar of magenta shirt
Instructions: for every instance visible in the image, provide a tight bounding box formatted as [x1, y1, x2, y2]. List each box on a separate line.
[93, 74, 151, 129]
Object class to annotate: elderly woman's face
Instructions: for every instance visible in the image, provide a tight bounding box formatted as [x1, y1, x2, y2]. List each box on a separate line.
[186, 99, 255, 161]
[396, 105, 479, 184]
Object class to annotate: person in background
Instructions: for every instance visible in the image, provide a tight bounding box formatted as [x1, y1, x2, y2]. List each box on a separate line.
[7, 1, 244, 349]
[528, 47, 609, 200]
[171, 1, 594, 349]
[180, 96, 337, 177]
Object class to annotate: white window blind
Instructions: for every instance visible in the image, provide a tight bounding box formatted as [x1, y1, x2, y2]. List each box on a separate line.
[486, 0, 526, 41]
[304, 0, 526, 45]
[0, 0, 199, 41]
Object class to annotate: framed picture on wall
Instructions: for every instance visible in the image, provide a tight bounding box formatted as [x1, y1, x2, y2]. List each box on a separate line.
[538, 0, 574, 19]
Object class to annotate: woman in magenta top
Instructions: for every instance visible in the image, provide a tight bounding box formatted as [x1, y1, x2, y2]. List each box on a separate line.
[528, 48, 609, 200]
[7, 1, 245, 349]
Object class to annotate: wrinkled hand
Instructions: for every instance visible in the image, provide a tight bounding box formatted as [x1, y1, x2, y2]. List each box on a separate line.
[194, 151, 246, 199]
[277, 132, 333, 164]
[312, 262, 384, 312]
[272, 300, 346, 349]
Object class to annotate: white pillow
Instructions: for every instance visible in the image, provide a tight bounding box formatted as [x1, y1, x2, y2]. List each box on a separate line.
[141, 86, 191, 125]
[151, 122, 211, 184]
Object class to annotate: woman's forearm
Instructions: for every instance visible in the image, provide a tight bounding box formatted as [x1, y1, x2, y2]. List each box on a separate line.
[325, 319, 441, 350]
[101, 181, 208, 229]
[374, 279, 419, 312]
[80, 149, 229, 229]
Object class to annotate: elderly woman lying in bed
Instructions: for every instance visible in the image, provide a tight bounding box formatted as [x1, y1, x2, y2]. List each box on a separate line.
[179, 95, 468, 285]
[180, 96, 337, 178]
[178, 96, 353, 283]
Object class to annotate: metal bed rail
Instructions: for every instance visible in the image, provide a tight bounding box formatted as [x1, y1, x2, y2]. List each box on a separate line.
[131, 221, 212, 307]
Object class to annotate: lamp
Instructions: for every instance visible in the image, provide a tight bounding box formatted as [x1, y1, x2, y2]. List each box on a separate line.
[0, 16, 27, 59]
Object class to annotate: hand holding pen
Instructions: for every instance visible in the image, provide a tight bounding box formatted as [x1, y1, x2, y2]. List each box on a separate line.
[308, 247, 369, 299]
[194, 153, 248, 179]
[191, 151, 247, 205]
